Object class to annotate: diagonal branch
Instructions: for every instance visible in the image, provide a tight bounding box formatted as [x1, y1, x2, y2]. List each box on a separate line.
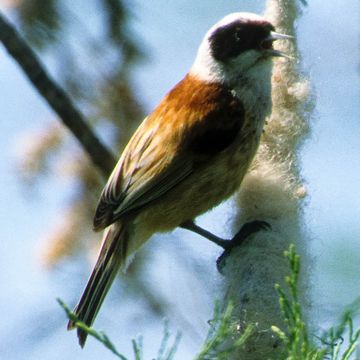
[0, 11, 116, 178]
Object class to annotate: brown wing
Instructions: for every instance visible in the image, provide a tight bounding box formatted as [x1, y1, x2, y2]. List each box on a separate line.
[93, 75, 245, 230]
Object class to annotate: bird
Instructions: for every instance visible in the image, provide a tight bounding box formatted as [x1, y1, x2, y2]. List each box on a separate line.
[68, 12, 292, 346]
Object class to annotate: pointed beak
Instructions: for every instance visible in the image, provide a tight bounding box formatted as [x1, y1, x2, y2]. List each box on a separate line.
[267, 31, 294, 41]
[262, 31, 294, 59]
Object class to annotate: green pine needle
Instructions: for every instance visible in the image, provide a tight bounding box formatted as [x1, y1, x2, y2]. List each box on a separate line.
[58, 244, 360, 360]
[272, 245, 360, 360]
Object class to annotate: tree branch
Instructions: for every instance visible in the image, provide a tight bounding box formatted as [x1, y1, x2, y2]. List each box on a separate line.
[0, 11, 116, 178]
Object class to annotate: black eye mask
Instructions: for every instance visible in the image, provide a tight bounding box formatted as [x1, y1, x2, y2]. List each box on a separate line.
[209, 20, 274, 62]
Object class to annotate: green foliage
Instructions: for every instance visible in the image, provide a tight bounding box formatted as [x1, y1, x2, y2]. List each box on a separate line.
[58, 297, 250, 360]
[272, 244, 319, 359]
[272, 245, 360, 360]
[59, 245, 360, 359]
[58, 299, 181, 360]
[58, 299, 128, 359]
[156, 320, 182, 360]
[194, 302, 254, 360]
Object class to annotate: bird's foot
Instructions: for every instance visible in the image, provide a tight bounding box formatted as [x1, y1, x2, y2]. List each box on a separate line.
[226, 220, 271, 249]
[216, 220, 271, 274]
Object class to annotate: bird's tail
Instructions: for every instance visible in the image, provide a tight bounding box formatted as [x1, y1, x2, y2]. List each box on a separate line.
[67, 222, 128, 347]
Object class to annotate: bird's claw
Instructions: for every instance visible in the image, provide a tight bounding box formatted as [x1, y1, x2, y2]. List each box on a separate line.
[231, 220, 271, 247]
[216, 220, 271, 274]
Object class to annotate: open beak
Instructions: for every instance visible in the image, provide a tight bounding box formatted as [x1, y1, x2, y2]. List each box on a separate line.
[262, 31, 294, 59]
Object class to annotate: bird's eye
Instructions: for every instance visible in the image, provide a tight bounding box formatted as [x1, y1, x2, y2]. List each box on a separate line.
[234, 30, 242, 41]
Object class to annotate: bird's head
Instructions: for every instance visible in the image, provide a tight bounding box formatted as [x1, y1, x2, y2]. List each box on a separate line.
[191, 12, 292, 84]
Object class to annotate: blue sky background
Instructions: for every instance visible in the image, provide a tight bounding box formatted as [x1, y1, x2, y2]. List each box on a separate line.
[0, 0, 359, 359]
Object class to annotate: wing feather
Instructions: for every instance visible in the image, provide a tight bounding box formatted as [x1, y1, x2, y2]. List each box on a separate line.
[93, 75, 245, 230]
[93, 116, 193, 229]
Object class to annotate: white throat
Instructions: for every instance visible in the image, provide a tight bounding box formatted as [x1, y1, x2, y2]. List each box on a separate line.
[190, 38, 273, 106]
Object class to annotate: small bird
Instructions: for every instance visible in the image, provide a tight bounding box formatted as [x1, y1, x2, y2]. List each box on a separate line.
[68, 12, 292, 346]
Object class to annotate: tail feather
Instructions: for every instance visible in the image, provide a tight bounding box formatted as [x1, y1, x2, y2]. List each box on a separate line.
[68, 222, 128, 347]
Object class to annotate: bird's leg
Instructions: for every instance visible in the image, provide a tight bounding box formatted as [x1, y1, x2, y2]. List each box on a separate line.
[181, 220, 271, 273]
[180, 220, 231, 249]
[180, 220, 271, 250]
